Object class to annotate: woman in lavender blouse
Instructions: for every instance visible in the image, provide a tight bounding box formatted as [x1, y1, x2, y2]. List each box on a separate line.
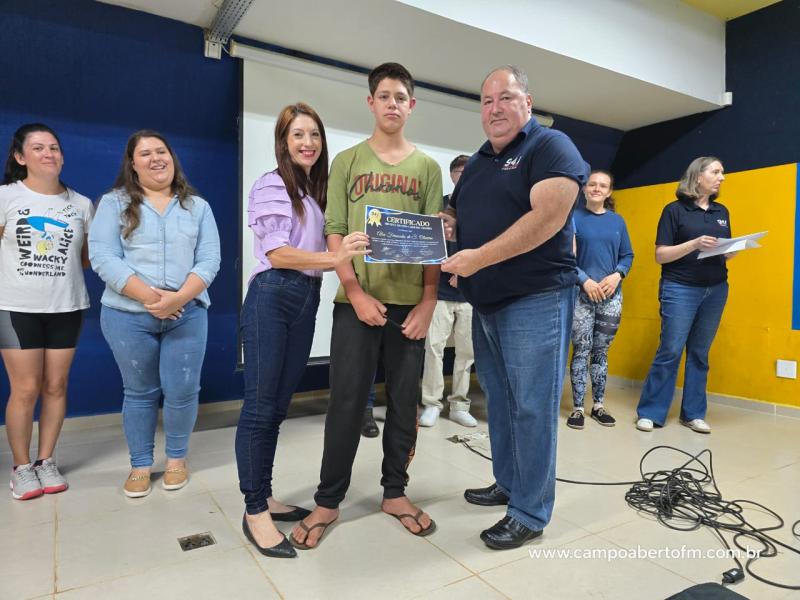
[235, 103, 368, 558]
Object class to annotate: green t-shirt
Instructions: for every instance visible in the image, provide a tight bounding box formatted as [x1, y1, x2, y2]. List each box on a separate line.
[325, 140, 443, 305]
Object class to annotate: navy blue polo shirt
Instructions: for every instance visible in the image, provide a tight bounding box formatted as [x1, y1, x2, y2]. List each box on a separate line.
[450, 118, 589, 313]
[656, 195, 731, 286]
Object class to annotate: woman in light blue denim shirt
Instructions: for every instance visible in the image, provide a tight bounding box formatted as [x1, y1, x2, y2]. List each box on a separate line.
[89, 130, 220, 498]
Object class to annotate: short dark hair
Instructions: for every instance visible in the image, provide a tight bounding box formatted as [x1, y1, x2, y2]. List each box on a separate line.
[449, 155, 470, 172]
[368, 62, 414, 97]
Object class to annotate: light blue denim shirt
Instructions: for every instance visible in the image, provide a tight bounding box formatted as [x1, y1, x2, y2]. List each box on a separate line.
[89, 189, 220, 312]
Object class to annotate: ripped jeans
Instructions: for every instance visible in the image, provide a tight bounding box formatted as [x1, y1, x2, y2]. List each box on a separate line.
[100, 302, 208, 468]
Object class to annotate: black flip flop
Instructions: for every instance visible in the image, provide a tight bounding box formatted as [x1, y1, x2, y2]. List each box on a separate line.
[387, 509, 437, 537]
[270, 505, 312, 522]
[289, 517, 337, 550]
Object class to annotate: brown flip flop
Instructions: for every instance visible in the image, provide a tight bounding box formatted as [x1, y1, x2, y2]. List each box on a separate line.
[387, 509, 437, 537]
[288, 517, 338, 550]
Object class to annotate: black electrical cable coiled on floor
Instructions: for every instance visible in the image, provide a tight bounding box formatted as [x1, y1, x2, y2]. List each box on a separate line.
[623, 446, 800, 590]
[461, 441, 800, 589]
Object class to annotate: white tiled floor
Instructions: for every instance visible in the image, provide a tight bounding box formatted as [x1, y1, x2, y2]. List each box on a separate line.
[2, 381, 799, 600]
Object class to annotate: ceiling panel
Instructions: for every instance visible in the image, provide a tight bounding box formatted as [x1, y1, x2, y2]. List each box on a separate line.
[97, 0, 728, 130]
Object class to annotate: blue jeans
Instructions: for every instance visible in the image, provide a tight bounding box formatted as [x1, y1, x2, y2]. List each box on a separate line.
[637, 279, 728, 425]
[472, 287, 574, 531]
[367, 376, 377, 409]
[100, 302, 208, 468]
[235, 269, 320, 515]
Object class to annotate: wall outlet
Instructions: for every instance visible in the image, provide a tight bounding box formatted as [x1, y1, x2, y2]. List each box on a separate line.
[776, 360, 797, 379]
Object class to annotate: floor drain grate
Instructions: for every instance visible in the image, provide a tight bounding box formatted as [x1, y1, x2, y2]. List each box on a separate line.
[178, 532, 217, 551]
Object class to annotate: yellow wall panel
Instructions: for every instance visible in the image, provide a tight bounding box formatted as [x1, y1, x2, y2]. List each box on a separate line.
[609, 163, 799, 407]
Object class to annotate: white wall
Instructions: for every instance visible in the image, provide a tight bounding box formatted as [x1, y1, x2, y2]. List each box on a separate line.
[242, 53, 481, 359]
[399, 0, 726, 104]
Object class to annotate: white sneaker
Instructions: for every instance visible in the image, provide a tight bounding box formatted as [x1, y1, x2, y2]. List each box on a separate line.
[419, 406, 441, 427]
[681, 419, 711, 434]
[449, 410, 477, 427]
[636, 418, 654, 432]
[34, 458, 68, 494]
[10, 463, 44, 500]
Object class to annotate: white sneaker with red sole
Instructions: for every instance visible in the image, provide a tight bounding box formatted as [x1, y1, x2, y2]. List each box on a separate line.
[34, 458, 68, 494]
[10, 463, 44, 500]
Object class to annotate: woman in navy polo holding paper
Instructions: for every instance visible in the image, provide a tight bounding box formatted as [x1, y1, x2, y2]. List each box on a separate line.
[234, 103, 368, 558]
[636, 156, 731, 434]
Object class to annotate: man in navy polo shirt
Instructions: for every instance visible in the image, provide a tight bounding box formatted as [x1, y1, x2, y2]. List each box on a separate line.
[442, 65, 588, 550]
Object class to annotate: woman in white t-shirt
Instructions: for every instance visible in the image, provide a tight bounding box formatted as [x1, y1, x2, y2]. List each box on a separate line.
[0, 124, 93, 500]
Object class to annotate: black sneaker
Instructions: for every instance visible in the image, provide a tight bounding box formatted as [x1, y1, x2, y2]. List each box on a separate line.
[361, 408, 380, 438]
[567, 410, 584, 429]
[591, 406, 616, 427]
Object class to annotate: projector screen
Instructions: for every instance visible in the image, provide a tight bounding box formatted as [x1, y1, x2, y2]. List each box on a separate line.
[240, 48, 485, 360]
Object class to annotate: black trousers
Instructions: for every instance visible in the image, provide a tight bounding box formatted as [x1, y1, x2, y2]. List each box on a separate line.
[314, 302, 424, 508]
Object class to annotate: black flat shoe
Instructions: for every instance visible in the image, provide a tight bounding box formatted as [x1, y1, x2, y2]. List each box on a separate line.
[270, 505, 312, 522]
[464, 482, 509, 506]
[361, 408, 380, 438]
[242, 514, 297, 558]
[480, 516, 542, 550]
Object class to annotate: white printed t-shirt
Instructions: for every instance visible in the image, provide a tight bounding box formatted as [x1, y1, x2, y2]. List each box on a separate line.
[0, 181, 94, 312]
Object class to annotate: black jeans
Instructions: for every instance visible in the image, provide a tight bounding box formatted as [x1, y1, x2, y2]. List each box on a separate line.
[314, 302, 424, 508]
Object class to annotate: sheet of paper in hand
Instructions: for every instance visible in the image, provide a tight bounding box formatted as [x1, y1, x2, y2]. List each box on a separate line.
[697, 231, 767, 259]
[364, 205, 447, 264]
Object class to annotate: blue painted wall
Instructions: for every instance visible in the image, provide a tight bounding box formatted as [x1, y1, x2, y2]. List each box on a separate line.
[795, 166, 800, 331]
[0, 0, 242, 418]
[553, 115, 623, 174]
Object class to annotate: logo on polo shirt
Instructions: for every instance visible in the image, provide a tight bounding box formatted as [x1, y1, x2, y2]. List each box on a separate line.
[717, 219, 727, 226]
[502, 156, 522, 171]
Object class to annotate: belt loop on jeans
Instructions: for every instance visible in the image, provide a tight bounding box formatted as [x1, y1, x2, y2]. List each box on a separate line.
[292, 269, 322, 286]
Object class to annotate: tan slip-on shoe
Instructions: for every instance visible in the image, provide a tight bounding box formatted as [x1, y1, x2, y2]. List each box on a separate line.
[124, 471, 152, 498]
[163, 466, 189, 491]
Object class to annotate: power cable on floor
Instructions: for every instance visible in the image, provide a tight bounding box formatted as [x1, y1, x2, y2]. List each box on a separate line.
[459, 440, 800, 590]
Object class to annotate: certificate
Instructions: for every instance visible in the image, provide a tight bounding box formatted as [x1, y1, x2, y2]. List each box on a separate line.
[363, 205, 447, 264]
[697, 231, 767, 259]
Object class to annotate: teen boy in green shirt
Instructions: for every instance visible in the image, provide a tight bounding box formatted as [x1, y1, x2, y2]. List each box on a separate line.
[291, 63, 442, 549]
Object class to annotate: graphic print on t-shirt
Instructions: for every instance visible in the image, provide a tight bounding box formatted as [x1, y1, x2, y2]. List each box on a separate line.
[14, 204, 80, 279]
[348, 171, 420, 203]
